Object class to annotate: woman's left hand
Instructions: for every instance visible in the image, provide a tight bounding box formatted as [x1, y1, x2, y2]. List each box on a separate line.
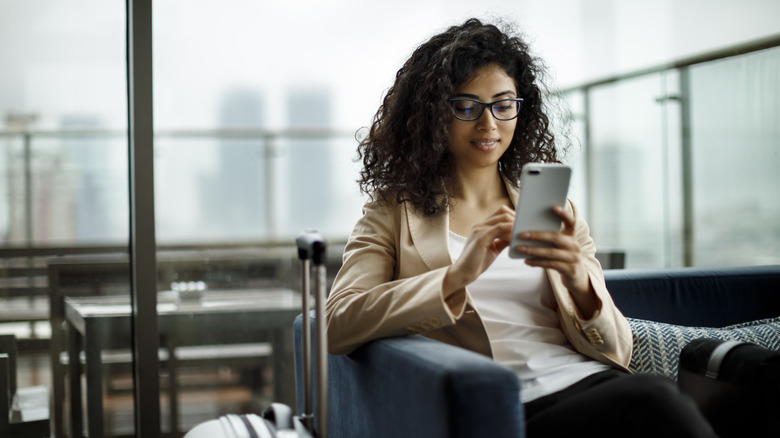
[514, 205, 593, 301]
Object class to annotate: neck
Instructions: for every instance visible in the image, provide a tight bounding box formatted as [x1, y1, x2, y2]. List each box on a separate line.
[453, 167, 507, 208]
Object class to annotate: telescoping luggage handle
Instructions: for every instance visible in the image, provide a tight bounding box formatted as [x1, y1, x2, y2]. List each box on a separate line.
[296, 230, 328, 438]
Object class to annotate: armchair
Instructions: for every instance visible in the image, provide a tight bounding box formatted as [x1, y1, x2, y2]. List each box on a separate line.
[294, 317, 522, 438]
[294, 265, 780, 438]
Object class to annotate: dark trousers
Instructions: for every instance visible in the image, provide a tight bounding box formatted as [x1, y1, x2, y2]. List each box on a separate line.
[524, 370, 717, 438]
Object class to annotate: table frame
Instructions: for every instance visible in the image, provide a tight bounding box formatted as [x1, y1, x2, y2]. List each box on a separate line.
[64, 290, 300, 437]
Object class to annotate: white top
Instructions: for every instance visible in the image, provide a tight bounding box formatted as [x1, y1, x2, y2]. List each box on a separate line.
[448, 231, 609, 402]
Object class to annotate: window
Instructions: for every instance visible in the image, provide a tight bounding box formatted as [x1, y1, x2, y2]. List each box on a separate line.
[689, 46, 780, 266]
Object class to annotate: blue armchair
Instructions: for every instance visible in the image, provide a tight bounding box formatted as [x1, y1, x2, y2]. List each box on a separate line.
[294, 265, 780, 438]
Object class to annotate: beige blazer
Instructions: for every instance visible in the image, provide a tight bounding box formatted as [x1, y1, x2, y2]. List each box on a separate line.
[325, 180, 632, 371]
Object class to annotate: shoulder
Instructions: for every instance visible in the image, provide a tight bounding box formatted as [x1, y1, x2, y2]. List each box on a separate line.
[353, 190, 447, 249]
[360, 191, 405, 222]
[350, 192, 408, 242]
[360, 190, 430, 223]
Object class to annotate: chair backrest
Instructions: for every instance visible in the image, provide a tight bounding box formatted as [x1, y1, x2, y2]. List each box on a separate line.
[0, 353, 10, 432]
[0, 335, 17, 397]
[605, 265, 780, 326]
[0, 338, 52, 436]
[0, 336, 16, 433]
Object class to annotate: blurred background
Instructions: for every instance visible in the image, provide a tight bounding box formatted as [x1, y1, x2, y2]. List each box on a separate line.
[2, 0, 779, 264]
[1, 0, 778, 436]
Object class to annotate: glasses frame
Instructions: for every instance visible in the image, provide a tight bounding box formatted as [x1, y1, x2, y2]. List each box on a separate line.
[448, 97, 524, 121]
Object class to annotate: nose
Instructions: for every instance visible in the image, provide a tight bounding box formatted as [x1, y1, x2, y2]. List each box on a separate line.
[476, 107, 498, 131]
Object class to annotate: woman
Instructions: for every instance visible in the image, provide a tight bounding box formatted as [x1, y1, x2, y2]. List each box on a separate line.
[326, 18, 715, 437]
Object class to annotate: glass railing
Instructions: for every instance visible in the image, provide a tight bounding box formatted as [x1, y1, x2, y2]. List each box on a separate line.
[561, 38, 780, 269]
[0, 128, 362, 249]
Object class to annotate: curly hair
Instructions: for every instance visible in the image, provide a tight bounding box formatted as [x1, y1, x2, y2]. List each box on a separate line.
[357, 18, 565, 216]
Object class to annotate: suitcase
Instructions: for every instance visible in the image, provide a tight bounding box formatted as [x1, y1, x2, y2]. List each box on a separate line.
[678, 338, 780, 438]
[184, 230, 328, 438]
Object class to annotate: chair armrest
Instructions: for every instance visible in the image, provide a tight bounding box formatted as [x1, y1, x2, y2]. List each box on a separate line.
[294, 315, 523, 438]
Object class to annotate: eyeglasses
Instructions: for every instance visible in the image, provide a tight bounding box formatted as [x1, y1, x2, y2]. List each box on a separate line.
[448, 98, 523, 121]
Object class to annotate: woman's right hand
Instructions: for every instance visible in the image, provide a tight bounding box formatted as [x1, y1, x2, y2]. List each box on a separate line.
[443, 205, 515, 295]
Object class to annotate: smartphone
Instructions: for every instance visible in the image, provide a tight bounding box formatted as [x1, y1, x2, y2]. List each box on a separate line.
[509, 163, 572, 259]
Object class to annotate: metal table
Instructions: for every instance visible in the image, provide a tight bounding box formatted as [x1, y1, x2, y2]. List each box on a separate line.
[64, 288, 301, 437]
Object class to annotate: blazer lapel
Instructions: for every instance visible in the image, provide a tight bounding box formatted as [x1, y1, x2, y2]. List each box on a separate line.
[405, 176, 520, 272]
[404, 202, 452, 271]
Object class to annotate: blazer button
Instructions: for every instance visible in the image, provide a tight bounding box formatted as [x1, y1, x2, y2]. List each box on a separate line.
[586, 328, 604, 345]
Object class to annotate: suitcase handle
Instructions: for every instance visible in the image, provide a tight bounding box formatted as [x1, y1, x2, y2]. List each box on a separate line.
[296, 230, 328, 438]
[297, 230, 327, 265]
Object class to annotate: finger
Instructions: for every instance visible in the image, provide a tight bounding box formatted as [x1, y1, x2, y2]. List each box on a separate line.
[474, 220, 513, 242]
[491, 237, 511, 254]
[477, 206, 515, 229]
[552, 205, 576, 235]
[523, 257, 566, 270]
[515, 244, 578, 263]
[481, 209, 515, 226]
[517, 230, 578, 251]
[485, 223, 514, 247]
[495, 204, 515, 215]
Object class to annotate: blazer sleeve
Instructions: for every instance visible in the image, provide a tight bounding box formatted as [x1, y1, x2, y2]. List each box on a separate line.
[325, 199, 466, 355]
[552, 200, 633, 369]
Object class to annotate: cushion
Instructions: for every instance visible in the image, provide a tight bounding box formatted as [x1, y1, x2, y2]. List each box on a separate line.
[627, 316, 780, 379]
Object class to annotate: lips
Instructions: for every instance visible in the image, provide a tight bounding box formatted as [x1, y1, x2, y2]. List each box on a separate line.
[473, 139, 499, 151]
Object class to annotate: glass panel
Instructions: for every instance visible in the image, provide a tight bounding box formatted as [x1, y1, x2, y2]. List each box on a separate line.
[155, 135, 271, 244]
[0, 134, 26, 243]
[0, 1, 132, 437]
[660, 70, 686, 268]
[689, 46, 780, 266]
[274, 136, 364, 241]
[33, 133, 128, 246]
[0, 133, 115, 246]
[559, 90, 589, 216]
[587, 73, 683, 268]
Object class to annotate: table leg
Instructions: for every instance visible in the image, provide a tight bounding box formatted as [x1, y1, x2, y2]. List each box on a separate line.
[51, 350, 64, 438]
[165, 336, 179, 434]
[51, 293, 65, 438]
[68, 320, 84, 437]
[84, 321, 104, 438]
